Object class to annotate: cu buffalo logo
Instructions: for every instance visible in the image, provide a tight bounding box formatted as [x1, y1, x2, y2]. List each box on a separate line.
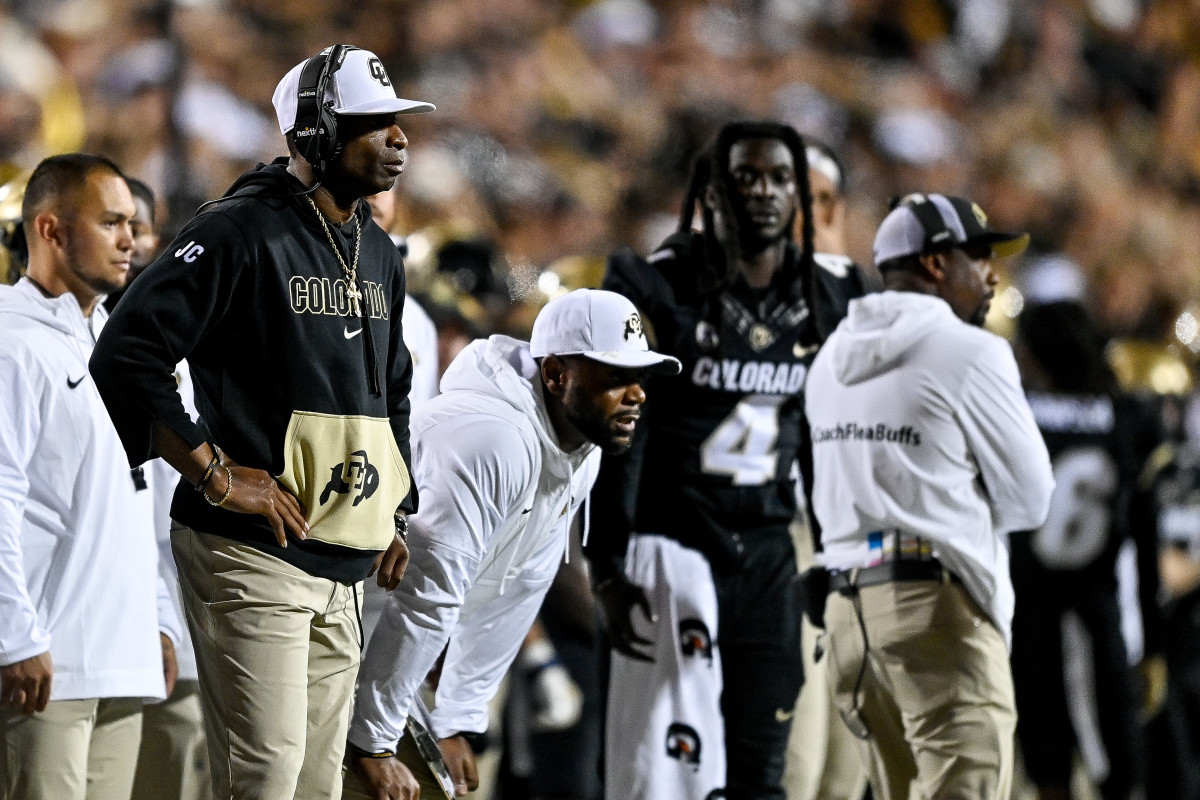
[320, 450, 379, 507]
[368, 57, 391, 86]
[623, 312, 643, 341]
[665, 722, 701, 769]
[679, 618, 713, 664]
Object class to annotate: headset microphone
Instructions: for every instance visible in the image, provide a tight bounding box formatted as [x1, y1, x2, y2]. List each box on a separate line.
[293, 44, 356, 178]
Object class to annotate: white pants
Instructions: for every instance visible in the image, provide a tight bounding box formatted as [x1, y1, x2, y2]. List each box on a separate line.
[606, 535, 725, 800]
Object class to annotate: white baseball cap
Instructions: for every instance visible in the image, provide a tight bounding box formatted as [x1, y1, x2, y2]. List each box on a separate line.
[873, 192, 1029, 267]
[530, 289, 682, 375]
[272, 46, 435, 135]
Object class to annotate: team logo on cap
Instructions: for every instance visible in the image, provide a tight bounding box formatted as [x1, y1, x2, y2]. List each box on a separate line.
[320, 450, 379, 507]
[623, 312, 644, 341]
[368, 58, 391, 87]
[665, 722, 702, 768]
[679, 619, 713, 664]
[971, 202, 987, 228]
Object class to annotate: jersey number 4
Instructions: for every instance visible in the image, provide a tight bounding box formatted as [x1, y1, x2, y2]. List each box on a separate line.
[700, 395, 787, 486]
[1032, 445, 1118, 570]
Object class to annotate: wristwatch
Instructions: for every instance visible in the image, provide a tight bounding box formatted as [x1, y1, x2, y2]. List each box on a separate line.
[449, 730, 489, 753]
[345, 740, 396, 760]
[394, 513, 409, 543]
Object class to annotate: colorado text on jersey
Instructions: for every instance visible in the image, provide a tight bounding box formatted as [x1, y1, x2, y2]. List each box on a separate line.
[690, 357, 808, 394]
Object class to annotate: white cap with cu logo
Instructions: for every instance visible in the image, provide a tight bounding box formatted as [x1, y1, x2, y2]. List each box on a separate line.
[272, 46, 436, 135]
[530, 289, 682, 375]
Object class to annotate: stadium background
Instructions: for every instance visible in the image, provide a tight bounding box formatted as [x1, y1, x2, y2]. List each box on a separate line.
[2, 0, 1200, 384]
[2, 2, 1199, 798]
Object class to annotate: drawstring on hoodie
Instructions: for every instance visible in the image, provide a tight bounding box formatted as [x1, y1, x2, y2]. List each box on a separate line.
[564, 464, 576, 565]
[580, 495, 591, 551]
[359, 288, 382, 397]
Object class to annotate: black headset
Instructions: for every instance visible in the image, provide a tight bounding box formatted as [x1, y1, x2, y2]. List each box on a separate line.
[890, 193, 954, 253]
[293, 44, 357, 177]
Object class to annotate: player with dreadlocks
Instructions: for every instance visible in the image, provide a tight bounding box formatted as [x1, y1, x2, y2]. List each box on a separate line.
[586, 121, 869, 800]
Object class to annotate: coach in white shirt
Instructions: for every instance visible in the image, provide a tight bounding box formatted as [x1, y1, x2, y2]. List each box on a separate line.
[804, 193, 1053, 800]
[344, 289, 680, 800]
[0, 154, 175, 800]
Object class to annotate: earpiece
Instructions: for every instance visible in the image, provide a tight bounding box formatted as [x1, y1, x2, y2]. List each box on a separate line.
[293, 44, 356, 176]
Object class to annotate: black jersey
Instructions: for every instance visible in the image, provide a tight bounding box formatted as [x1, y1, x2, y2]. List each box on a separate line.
[1158, 440, 1200, 559]
[1010, 390, 1166, 652]
[587, 232, 867, 580]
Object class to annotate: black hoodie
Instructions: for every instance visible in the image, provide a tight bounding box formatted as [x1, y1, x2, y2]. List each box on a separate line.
[92, 159, 416, 582]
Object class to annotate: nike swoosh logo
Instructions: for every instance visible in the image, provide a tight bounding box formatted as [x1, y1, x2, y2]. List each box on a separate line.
[775, 707, 796, 723]
[521, 508, 533, 515]
[67, 375, 86, 389]
[792, 342, 820, 359]
[344, 326, 363, 339]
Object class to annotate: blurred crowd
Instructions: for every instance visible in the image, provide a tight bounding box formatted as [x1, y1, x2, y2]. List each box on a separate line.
[3, 0, 1200, 366]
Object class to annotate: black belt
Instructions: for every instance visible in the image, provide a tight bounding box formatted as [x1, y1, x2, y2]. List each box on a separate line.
[829, 560, 960, 594]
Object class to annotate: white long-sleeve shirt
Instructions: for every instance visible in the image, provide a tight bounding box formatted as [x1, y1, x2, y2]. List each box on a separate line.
[805, 291, 1054, 645]
[349, 335, 600, 748]
[0, 280, 166, 700]
[403, 294, 439, 407]
[148, 360, 199, 681]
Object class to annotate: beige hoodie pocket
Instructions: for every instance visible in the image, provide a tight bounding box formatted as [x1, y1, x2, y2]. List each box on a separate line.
[277, 411, 410, 550]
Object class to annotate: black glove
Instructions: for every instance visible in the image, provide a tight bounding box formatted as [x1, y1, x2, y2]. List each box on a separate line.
[797, 566, 830, 630]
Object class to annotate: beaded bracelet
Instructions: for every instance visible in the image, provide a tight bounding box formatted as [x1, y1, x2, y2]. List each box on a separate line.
[203, 465, 233, 508]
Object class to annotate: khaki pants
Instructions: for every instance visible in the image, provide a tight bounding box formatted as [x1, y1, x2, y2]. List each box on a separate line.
[784, 616, 870, 800]
[1, 697, 144, 800]
[172, 525, 361, 800]
[131, 680, 210, 800]
[824, 579, 1016, 800]
[784, 517, 869, 800]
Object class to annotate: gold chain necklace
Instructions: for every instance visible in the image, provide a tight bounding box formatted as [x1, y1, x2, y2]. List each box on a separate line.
[307, 196, 363, 317]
